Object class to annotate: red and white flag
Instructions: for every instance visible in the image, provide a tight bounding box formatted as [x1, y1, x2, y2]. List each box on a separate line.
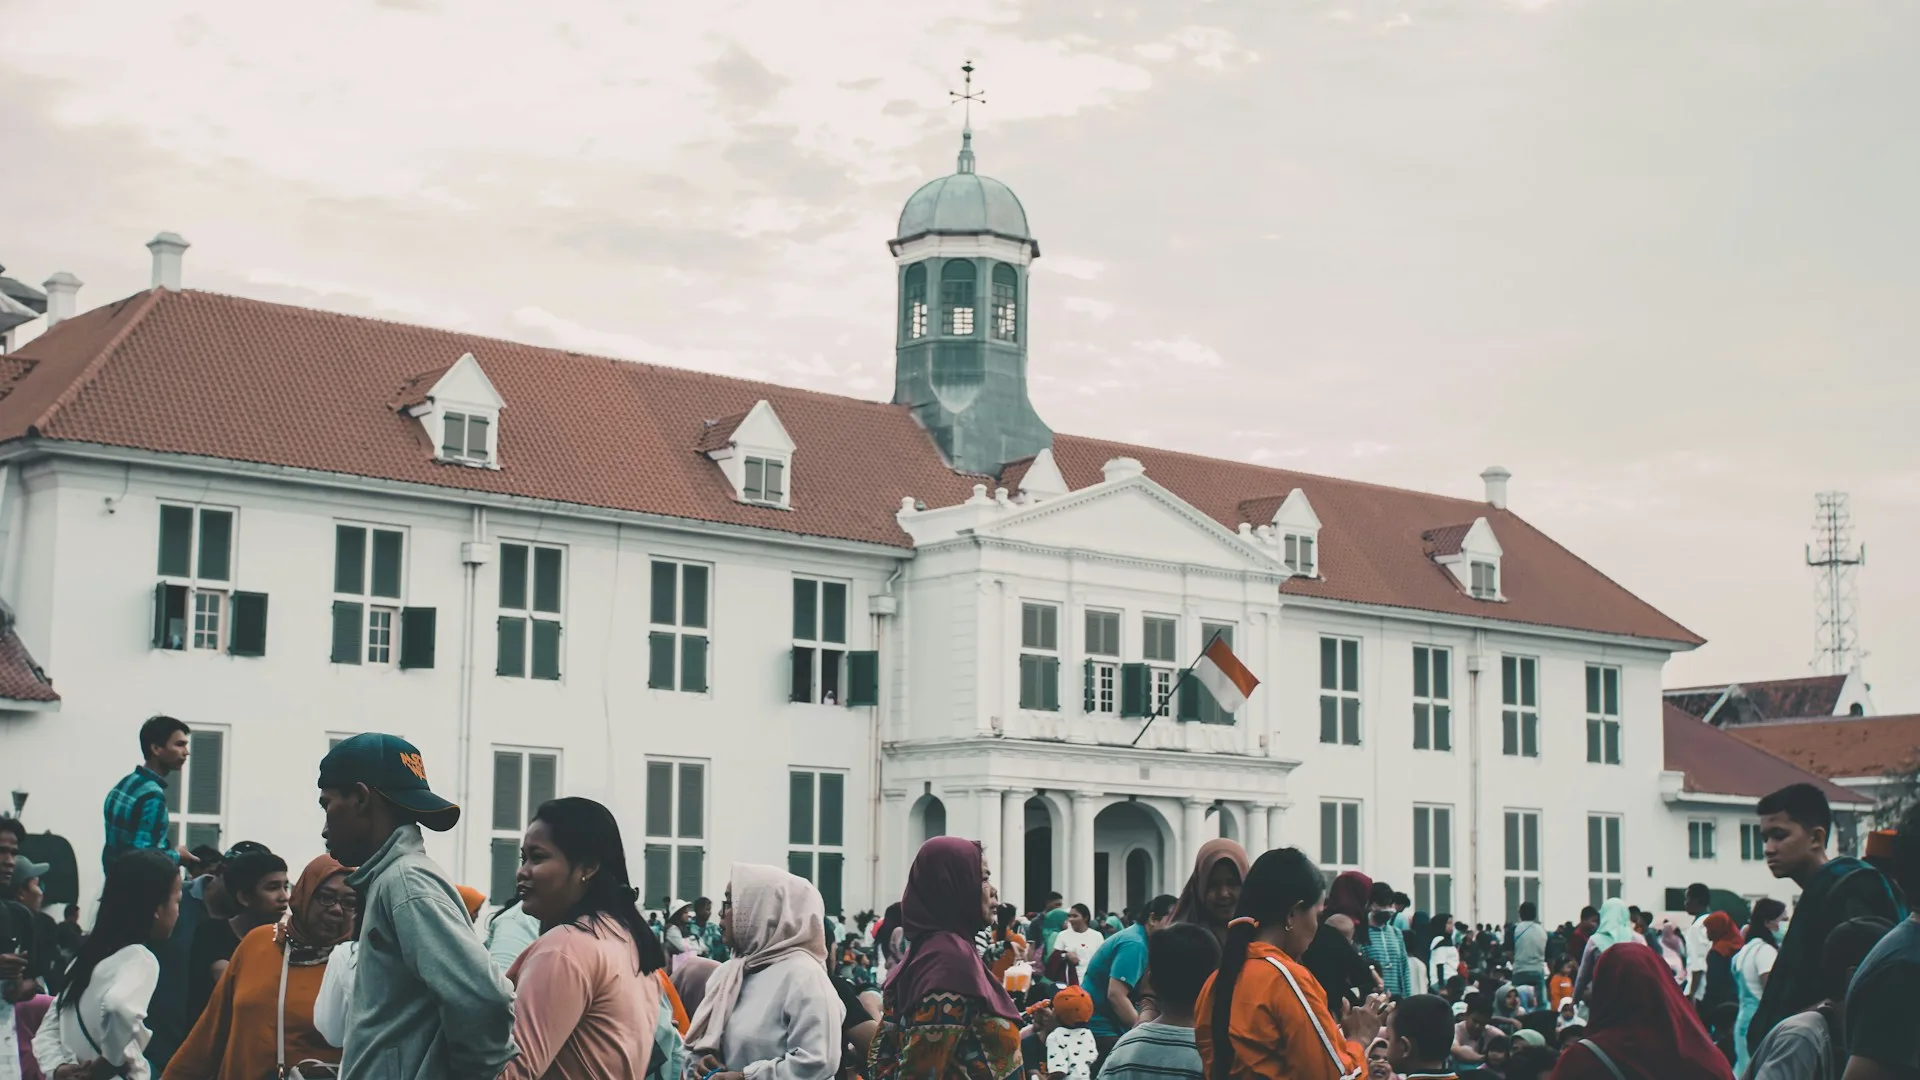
[1193, 635, 1260, 714]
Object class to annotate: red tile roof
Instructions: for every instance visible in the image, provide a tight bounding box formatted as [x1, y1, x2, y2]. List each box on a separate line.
[0, 289, 1702, 645]
[1665, 675, 1848, 723]
[1729, 715, 1920, 781]
[0, 626, 59, 704]
[1421, 523, 1473, 558]
[1663, 705, 1865, 804]
[692, 410, 749, 453]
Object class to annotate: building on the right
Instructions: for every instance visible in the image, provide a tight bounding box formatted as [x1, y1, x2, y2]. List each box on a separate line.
[1727, 713, 1920, 832]
[1665, 668, 1875, 726]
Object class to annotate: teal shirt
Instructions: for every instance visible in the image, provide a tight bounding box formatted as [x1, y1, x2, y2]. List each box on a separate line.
[1082, 923, 1148, 1037]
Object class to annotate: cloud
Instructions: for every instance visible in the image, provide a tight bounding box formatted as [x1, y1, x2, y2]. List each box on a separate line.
[1062, 296, 1116, 321]
[1039, 256, 1107, 280]
[1131, 337, 1226, 367]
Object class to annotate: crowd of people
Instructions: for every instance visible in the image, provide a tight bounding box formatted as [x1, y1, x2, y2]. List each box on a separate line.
[0, 713, 1915, 1080]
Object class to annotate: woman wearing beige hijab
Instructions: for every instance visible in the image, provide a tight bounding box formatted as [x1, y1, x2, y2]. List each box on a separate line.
[684, 864, 844, 1080]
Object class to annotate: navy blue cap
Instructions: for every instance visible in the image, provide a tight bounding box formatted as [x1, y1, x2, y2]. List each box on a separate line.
[317, 732, 460, 831]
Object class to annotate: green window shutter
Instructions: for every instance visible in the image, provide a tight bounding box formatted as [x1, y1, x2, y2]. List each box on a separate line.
[792, 579, 818, 641]
[788, 850, 814, 881]
[1585, 666, 1601, 714]
[531, 620, 562, 680]
[527, 754, 558, 814]
[1040, 657, 1060, 712]
[492, 753, 523, 830]
[845, 651, 879, 707]
[153, 582, 187, 650]
[1319, 696, 1337, 742]
[370, 530, 404, 599]
[676, 846, 704, 900]
[642, 845, 671, 910]
[1586, 719, 1601, 763]
[187, 730, 224, 814]
[1119, 664, 1149, 718]
[681, 565, 709, 629]
[330, 601, 364, 664]
[1083, 658, 1095, 712]
[158, 505, 194, 576]
[1319, 637, 1337, 690]
[818, 852, 843, 916]
[789, 772, 815, 845]
[819, 773, 844, 846]
[677, 763, 704, 838]
[1017, 655, 1036, 710]
[822, 582, 847, 644]
[1435, 705, 1452, 751]
[648, 632, 676, 689]
[1177, 677, 1201, 722]
[650, 562, 677, 625]
[334, 525, 367, 594]
[644, 762, 673, 836]
[489, 839, 519, 904]
[196, 509, 233, 581]
[681, 635, 709, 693]
[532, 547, 563, 614]
[500, 544, 529, 610]
[497, 616, 527, 677]
[790, 646, 814, 703]
[228, 592, 269, 657]
[398, 607, 436, 669]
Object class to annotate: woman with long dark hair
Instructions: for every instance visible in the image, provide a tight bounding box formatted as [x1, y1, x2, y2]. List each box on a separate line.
[501, 796, 668, 1080]
[34, 850, 182, 1080]
[1193, 848, 1384, 1080]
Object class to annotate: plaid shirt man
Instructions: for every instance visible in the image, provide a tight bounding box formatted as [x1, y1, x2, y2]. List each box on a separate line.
[102, 764, 175, 871]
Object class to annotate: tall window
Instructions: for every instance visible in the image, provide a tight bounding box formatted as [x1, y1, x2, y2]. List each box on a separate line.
[789, 770, 845, 915]
[648, 560, 710, 693]
[743, 457, 787, 506]
[1688, 819, 1717, 860]
[498, 543, 564, 680]
[940, 260, 976, 336]
[1586, 665, 1621, 764]
[1083, 610, 1120, 715]
[1195, 622, 1237, 725]
[990, 263, 1018, 341]
[1470, 561, 1498, 599]
[1502, 656, 1540, 758]
[332, 524, 403, 665]
[1739, 823, 1765, 862]
[163, 728, 226, 851]
[1283, 534, 1316, 576]
[1587, 813, 1623, 907]
[1319, 800, 1361, 881]
[1019, 602, 1060, 711]
[792, 578, 847, 704]
[1412, 645, 1452, 751]
[903, 264, 928, 340]
[1413, 805, 1453, 914]
[1319, 636, 1361, 745]
[1142, 615, 1178, 712]
[154, 504, 237, 651]
[643, 760, 705, 909]
[1503, 809, 1541, 921]
[490, 748, 559, 903]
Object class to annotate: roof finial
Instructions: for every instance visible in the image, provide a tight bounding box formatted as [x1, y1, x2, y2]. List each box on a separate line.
[949, 59, 984, 174]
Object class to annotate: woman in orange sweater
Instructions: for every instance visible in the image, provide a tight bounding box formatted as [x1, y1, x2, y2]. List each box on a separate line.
[165, 855, 355, 1080]
[1195, 849, 1387, 1080]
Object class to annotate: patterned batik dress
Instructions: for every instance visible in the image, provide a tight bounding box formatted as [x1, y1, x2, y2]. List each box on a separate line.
[869, 991, 1022, 1080]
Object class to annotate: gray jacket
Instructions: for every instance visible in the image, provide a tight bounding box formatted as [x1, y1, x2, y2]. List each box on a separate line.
[340, 825, 517, 1080]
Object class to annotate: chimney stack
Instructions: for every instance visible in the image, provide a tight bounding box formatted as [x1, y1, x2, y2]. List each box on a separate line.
[147, 231, 190, 290]
[43, 272, 83, 327]
[1481, 466, 1511, 510]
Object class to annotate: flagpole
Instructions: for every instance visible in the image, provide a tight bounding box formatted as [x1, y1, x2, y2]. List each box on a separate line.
[1129, 640, 1215, 748]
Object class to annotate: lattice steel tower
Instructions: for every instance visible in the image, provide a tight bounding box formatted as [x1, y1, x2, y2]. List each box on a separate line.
[1806, 491, 1865, 675]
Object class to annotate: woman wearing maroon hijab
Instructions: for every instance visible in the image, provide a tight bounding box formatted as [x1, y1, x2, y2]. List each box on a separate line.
[1550, 942, 1733, 1080]
[869, 837, 1022, 1080]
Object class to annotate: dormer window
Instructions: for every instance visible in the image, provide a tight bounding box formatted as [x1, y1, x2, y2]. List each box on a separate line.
[1284, 534, 1316, 576]
[443, 412, 492, 464]
[743, 456, 787, 505]
[1425, 517, 1504, 601]
[1471, 560, 1498, 599]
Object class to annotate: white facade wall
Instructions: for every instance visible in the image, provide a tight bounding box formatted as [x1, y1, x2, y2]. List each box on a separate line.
[1651, 794, 1801, 912]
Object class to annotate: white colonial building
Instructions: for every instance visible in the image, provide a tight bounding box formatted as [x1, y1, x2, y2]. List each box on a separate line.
[1, 133, 1738, 926]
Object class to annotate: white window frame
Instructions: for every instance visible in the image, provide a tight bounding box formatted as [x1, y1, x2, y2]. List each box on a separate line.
[489, 747, 561, 903]
[1412, 645, 1452, 752]
[1502, 655, 1541, 758]
[1688, 818, 1718, 861]
[1586, 665, 1622, 765]
[1739, 822, 1765, 862]
[1470, 560, 1499, 599]
[156, 503, 238, 652]
[498, 541, 566, 681]
[742, 455, 789, 508]
[1319, 635, 1362, 745]
[1587, 812, 1623, 908]
[440, 409, 495, 465]
[164, 726, 228, 853]
[333, 523, 407, 665]
[793, 576, 848, 705]
[1413, 804, 1454, 915]
[1019, 601, 1061, 712]
[642, 757, 707, 910]
[1084, 609, 1121, 716]
[1319, 799, 1362, 880]
[1142, 615, 1179, 712]
[1283, 533, 1316, 576]
[1503, 809, 1542, 922]
[788, 769, 847, 914]
[648, 560, 711, 694]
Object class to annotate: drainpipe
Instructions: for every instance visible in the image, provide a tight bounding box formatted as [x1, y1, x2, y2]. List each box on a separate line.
[1467, 629, 1486, 924]
[455, 507, 492, 881]
[869, 561, 904, 910]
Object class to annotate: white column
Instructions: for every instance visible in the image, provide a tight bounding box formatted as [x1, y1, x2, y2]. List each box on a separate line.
[877, 791, 908, 909]
[1266, 804, 1288, 851]
[1002, 789, 1030, 913]
[977, 787, 1003, 888]
[1183, 798, 1210, 869]
[1248, 802, 1271, 854]
[1071, 791, 1099, 907]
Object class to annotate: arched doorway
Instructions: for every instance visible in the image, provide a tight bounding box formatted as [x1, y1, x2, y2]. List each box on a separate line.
[1095, 801, 1168, 918]
[1125, 849, 1152, 914]
[912, 794, 947, 846]
[1208, 802, 1241, 844]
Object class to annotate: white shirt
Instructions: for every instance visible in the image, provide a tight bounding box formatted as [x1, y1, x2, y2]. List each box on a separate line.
[1733, 937, 1777, 998]
[32, 944, 160, 1080]
[1047, 1027, 1099, 1080]
[313, 939, 358, 1047]
[1684, 916, 1712, 1000]
[1054, 928, 1105, 972]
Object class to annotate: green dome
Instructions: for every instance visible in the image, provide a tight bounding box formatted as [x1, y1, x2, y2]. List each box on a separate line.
[894, 132, 1031, 241]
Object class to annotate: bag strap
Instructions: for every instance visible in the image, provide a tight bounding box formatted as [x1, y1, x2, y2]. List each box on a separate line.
[277, 932, 292, 1078]
[1578, 1038, 1629, 1080]
[1263, 956, 1360, 1080]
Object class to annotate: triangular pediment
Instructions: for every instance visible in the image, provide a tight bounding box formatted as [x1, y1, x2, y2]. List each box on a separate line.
[732, 399, 796, 454]
[977, 476, 1283, 572]
[427, 352, 505, 411]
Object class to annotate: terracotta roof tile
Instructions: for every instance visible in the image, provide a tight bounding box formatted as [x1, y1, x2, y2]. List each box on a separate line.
[1421, 523, 1473, 557]
[693, 410, 749, 453]
[1664, 675, 1848, 722]
[1234, 495, 1289, 527]
[0, 289, 1702, 644]
[0, 626, 59, 704]
[1663, 705, 1865, 804]
[1730, 715, 1920, 781]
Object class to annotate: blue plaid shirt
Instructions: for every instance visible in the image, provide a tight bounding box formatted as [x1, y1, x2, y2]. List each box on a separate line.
[102, 765, 175, 871]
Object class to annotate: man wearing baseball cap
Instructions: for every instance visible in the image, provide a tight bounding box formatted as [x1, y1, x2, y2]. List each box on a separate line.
[317, 733, 515, 1079]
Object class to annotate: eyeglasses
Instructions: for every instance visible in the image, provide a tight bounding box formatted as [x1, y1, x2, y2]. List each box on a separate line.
[312, 889, 360, 912]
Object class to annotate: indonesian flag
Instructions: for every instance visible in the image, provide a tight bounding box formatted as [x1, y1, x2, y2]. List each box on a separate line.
[1193, 635, 1260, 714]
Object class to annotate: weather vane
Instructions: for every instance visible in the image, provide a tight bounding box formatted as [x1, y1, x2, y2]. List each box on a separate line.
[950, 60, 984, 126]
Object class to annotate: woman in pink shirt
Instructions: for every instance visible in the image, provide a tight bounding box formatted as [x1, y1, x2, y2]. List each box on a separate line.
[503, 797, 670, 1080]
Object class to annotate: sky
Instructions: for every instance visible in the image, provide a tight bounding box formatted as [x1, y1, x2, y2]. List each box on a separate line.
[3, 0, 1916, 708]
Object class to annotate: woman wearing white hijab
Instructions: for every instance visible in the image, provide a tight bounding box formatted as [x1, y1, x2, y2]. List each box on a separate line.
[684, 864, 844, 1080]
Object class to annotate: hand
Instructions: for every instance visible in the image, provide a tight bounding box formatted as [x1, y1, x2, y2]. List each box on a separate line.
[52, 1066, 91, 1080]
[692, 1054, 725, 1079]
[1340, 994, 1389, 1046]
[0, 953, 25, 979]
[178, 847, 201, 873]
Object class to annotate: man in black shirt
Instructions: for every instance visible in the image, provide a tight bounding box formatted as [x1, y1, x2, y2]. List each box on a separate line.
[1843, 800, 1920, 1079]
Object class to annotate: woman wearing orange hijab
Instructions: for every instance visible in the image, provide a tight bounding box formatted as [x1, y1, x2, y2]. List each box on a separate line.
[164, 855, 355, 1080]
